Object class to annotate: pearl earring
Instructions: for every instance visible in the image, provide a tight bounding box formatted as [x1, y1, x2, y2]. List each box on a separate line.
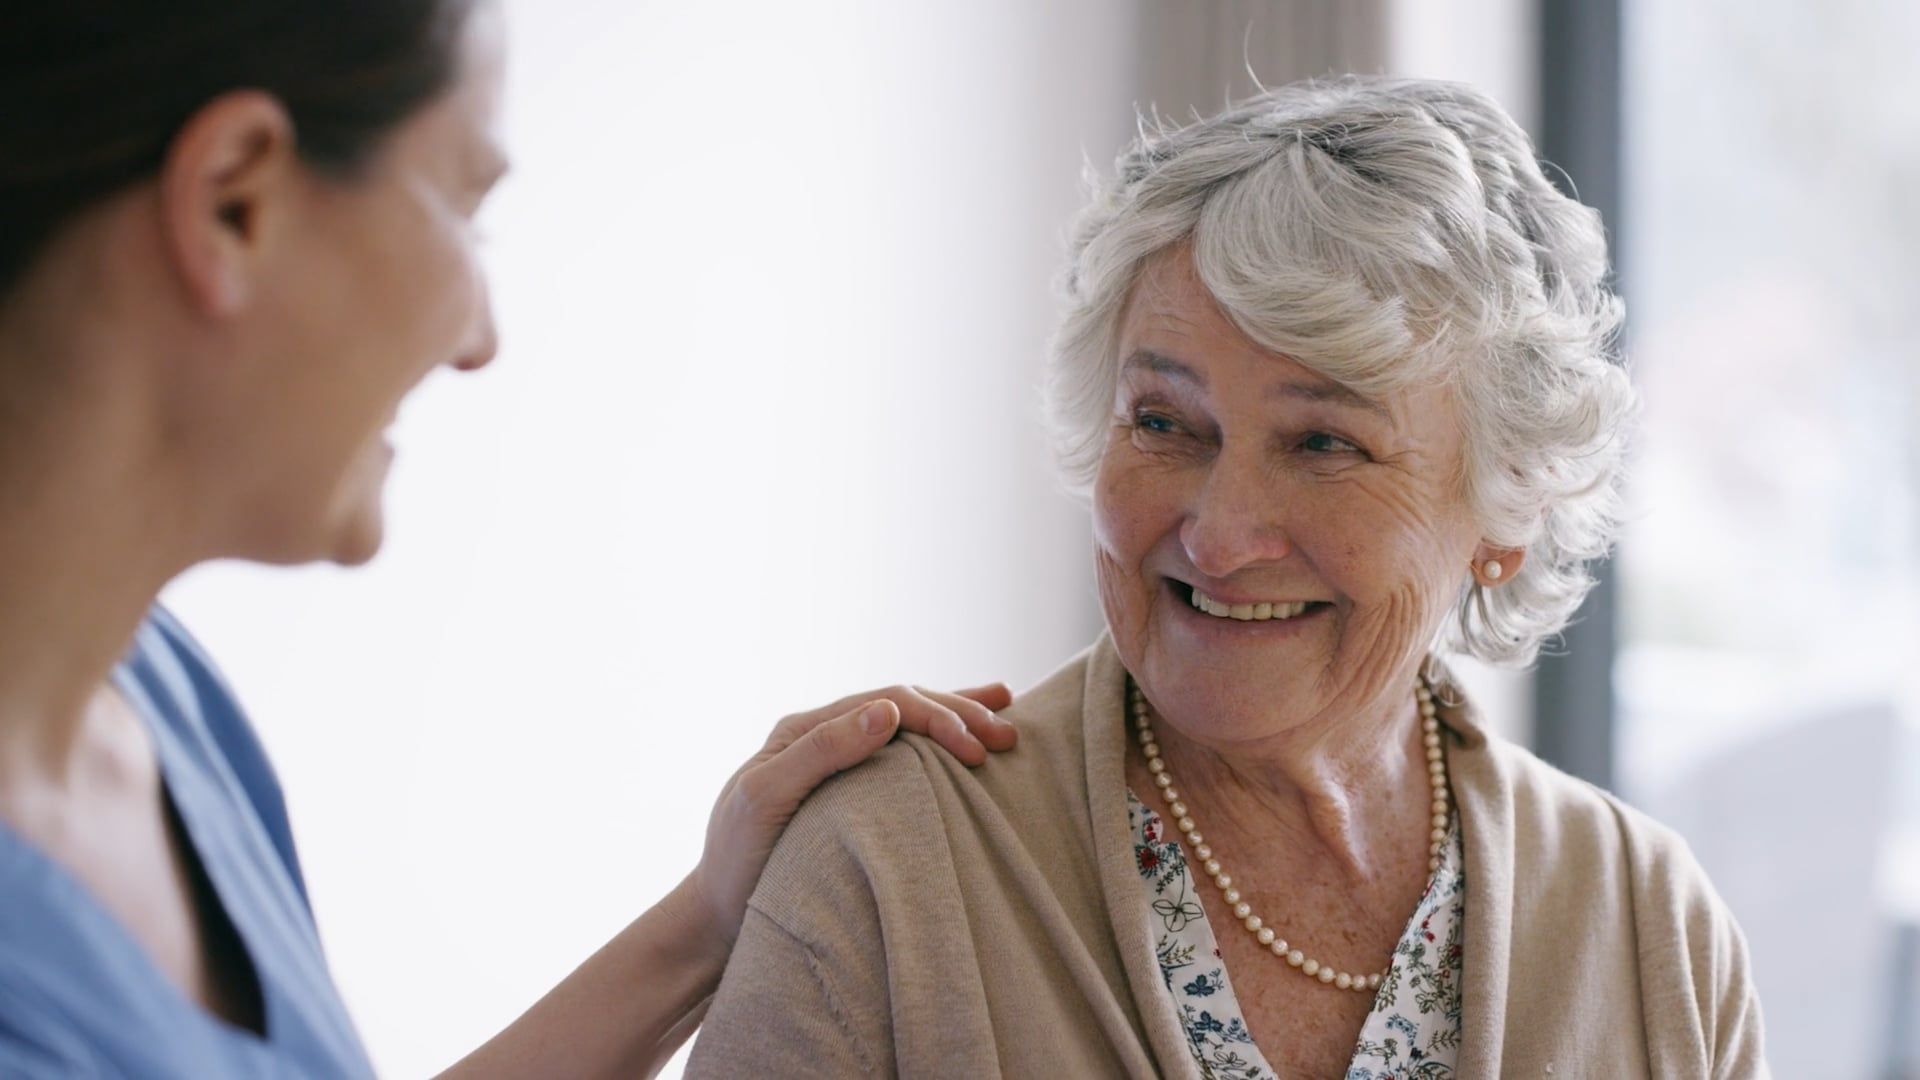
[1482, 560, 1503, 581]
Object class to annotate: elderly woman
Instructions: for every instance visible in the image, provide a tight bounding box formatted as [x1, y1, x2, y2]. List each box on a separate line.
[687, 77, 1767, 1078]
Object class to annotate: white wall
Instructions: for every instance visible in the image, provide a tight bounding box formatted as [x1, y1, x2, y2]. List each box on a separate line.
[1387, 0, 1538, 135]
[161, 1, 1136, 1074]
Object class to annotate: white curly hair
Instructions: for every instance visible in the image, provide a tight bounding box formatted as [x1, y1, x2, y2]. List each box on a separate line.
[1046, 76, 1636, 667]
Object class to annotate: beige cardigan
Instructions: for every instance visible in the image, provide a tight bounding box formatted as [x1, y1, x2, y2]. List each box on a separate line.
[686, 636, 1768, 1077]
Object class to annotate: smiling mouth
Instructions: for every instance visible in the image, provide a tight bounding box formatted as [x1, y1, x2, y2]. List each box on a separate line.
[1170, 580, 1331, 622]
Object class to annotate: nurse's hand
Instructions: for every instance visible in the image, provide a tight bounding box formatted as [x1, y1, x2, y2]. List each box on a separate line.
[686, 682, 1017, 951]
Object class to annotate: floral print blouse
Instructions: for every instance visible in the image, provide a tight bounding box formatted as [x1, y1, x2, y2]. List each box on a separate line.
[1129, 789, 1466, 1079]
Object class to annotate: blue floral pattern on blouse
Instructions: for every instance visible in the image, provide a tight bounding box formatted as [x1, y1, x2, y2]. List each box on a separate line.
[1129, 789, 1466, 1079]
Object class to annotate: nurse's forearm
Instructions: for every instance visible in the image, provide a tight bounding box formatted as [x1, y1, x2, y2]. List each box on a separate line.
[436, 873, 726, 1079]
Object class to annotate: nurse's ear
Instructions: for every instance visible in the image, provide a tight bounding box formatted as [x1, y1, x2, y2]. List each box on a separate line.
[157, 90, 299, 318]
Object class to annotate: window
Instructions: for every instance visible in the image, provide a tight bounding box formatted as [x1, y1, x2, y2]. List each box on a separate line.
[1621, 1, 1920, 1071]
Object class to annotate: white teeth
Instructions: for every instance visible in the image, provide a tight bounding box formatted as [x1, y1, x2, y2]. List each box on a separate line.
[1189, 590, 1316, 621]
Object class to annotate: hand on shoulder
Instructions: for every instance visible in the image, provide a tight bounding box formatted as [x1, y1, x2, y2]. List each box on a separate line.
[680, 682, 1016, 952]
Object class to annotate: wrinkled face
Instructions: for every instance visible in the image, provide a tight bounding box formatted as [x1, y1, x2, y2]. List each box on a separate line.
[225, 4, 508, 565]
[1093, 246, 1484, 747]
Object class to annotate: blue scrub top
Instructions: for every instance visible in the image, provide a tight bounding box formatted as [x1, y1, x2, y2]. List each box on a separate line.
[0, 609, 375, 1077]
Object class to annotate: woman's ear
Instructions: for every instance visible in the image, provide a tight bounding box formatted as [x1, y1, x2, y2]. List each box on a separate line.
[157, 90, 299, 316]
[1471, 543, 1525, 587]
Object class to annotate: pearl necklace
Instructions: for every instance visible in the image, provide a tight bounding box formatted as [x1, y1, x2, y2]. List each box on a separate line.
[1129, 678, 1450, 993]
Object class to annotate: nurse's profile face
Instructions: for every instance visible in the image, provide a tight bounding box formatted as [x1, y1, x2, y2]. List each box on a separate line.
[178, 2, 511, 567]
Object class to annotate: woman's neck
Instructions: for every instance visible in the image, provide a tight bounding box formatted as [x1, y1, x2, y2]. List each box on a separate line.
[1140, 686, 1430, 884]
[0, 336, 191, 786]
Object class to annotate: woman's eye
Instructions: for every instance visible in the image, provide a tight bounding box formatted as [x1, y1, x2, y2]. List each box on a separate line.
[1134, 411, 1179, 435]
[1301, 431, 1361, 454]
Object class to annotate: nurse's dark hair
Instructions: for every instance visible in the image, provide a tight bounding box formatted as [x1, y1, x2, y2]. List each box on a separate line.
[0, 0, 479, 300]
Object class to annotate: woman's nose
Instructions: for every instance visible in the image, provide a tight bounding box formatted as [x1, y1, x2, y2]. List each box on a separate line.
[451, 280, 499, 373]
[1178, 455, 1294, 578]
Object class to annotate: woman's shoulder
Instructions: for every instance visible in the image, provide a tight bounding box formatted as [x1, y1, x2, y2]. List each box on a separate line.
[1455, 733, 1727, 925]
[118, 607, 311, 906]
[1493, 738, 1750, 960]
[1459, 737, 1767, 1071]
[750, 643, 1106, 927]
[783, 641, 1103, 823]
[1465, 733, 1706, 884]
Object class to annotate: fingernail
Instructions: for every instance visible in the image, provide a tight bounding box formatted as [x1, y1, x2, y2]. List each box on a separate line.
[862, 702, 893, 735]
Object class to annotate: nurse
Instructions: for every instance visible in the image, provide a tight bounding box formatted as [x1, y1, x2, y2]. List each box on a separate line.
[0, 1, 1014, 1075]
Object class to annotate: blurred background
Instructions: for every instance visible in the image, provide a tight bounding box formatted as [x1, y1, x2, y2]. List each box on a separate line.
[159, 0, 1917, 1074]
